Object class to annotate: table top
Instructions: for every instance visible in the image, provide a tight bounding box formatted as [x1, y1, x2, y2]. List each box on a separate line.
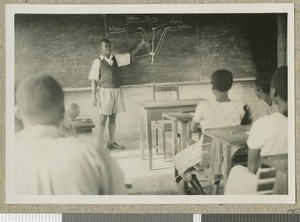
[203, 125, 251, 146]
[162, 112, 194, 122]
[72, 118, 95, 128]
[138, 99, 205, 109]
[261, 154, 288, 173]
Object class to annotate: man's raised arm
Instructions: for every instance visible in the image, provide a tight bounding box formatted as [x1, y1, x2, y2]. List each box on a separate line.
[129, 38, 146, 59]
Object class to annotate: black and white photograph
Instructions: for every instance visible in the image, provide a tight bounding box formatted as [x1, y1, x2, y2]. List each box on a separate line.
[5, 3, 295, 204]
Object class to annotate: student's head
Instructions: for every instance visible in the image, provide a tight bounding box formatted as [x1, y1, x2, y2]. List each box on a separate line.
[99, 38, 111, 57]
[254, 76, 271, 99]
[211, 69, 233, 92]
[270, 66, 288, 104]
[15, 74, 65, 127]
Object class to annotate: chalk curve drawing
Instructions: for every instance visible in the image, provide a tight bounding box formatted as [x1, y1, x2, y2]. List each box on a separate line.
[135, 23, 171, 65]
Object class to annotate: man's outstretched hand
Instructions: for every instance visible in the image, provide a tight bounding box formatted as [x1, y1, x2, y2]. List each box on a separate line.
[92, 98, 98, 107]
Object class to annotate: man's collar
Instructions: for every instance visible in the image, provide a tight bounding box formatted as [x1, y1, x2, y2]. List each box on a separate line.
[100, 55, 113, 60]
[15, 124, 66, 141]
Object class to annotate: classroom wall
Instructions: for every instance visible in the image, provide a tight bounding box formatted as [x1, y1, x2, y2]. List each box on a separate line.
[64, 82, 257, 142]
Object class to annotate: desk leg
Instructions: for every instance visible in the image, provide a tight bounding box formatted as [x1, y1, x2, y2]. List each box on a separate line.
[139, 117, 146, 160]
[180, 122, 189, 189]
[145, 116, 153, 170]
[172, 120, 179, 181]
[180, 122, 188, 152]
[172, 120, 178, 156]
[222, 144, 231, 186]
[209, 140, 223, 195]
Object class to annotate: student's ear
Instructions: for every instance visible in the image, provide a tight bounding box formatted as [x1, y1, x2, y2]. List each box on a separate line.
[270, 87, 278, 103]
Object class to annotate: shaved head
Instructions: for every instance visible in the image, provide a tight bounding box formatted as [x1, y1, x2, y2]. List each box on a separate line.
[16, 74, 65, 126]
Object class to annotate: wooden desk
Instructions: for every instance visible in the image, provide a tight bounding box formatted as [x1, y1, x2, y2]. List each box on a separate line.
[203, 125, 250, 192]
[162, 112, 194, 187]
[72, 118, 95, 134]
[138, 99, 204, 170]
[162, 112, 194, 157]
[261, 154, 288, 194]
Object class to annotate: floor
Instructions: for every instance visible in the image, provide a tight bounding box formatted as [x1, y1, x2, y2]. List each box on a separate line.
[109, 133, 212, 195]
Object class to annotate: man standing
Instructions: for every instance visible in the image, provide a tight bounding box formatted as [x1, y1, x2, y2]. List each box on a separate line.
[88, 38, 145, 149]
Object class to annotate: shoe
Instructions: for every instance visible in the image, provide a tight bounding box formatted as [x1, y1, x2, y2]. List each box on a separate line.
[107, 142, 126, 150]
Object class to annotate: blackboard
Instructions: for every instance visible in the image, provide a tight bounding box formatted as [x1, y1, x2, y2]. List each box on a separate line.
[15, 14, 277, 88]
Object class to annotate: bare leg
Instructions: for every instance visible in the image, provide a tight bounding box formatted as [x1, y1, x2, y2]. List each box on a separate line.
[99, 115, 108, 143]
[108, 113, 116, 143]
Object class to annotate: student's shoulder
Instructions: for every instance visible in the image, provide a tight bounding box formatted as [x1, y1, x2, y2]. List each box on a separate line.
[251, 113, 274, 129]
[196, 100, 209, 108]
[55, 135, 100, 159]
[92, 58, 101, 66]
[230, 100, 244, 107]
[195, 100, 210, 113]
[228, 101, 245, 112]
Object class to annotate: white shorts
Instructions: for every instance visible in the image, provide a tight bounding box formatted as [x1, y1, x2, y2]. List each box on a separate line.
[173, 138, 204, 177]
[98, 88, 125, 115]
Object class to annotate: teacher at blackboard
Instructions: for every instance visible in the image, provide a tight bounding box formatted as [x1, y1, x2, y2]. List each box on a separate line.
[88, 38, 145, 150]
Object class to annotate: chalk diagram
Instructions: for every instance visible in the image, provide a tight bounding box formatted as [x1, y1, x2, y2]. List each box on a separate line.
[135, 23, 171, 65]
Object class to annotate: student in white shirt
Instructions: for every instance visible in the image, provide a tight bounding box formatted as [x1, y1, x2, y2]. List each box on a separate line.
[241, 75, 277, 125]
[15, 74, 126, 195]
[225, 66, 288, 195]
[174, 69, 244, 192]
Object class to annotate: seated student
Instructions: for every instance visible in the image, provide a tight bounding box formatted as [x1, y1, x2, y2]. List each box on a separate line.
[174, 69, 244, 187]
[225, 66, 288, 195]
[15, 74, 126, 195]
[241, 75, 277, 125]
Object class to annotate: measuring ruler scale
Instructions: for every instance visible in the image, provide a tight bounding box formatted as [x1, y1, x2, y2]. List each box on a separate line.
[0, 214, 300, 222]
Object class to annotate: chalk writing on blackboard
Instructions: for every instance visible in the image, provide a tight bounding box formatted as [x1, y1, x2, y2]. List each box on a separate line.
[135, 23, 171, 65]
[169, 19, 193, 30]
[132, 19, 193, 65]
[126, 15, 159, 23]
[108, 25, 127, 34]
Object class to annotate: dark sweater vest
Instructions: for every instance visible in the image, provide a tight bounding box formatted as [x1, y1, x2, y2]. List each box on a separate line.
[98, 56, 120, 88]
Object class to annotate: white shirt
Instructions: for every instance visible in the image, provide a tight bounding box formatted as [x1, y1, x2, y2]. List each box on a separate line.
[247, 112, 287, 156]
[193, 100, 245, 131]
[245, 99, 278, 123]
[174, 100, 244, 177]
[15, 125, 126, 195]
[88, 53, 130, 81]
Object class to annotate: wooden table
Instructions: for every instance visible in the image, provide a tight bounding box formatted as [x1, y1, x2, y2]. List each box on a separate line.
[162, 112, 194, 158]
[203, 125, 251, 192]
[162, 112, 194, 183]
[72, 118, 95, 134]
[138, 99, 204, 170]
